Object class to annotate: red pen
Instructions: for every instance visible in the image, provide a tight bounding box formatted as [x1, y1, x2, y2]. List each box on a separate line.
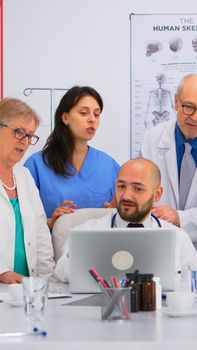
[112, 277, 119, 288]
[89, 268, 109, 288]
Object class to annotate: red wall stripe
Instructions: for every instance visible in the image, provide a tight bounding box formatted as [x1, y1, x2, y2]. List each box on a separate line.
[0, 0, 3, 98]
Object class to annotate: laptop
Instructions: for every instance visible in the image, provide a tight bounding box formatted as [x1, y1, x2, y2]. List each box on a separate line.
[68, 228, 176, 293]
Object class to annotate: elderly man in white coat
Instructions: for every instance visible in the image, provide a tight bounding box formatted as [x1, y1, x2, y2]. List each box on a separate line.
[55, 158, 197, 282]
[141, 74, 197, 248]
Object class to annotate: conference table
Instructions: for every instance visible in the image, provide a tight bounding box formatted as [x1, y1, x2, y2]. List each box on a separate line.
[1, 280, 197, 350]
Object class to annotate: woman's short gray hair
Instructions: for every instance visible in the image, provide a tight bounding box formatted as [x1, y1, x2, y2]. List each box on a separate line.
[0, 97, 41, 127]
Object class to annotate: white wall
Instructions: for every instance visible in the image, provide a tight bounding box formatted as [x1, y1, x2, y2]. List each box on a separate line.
[3, 0, 197, 164]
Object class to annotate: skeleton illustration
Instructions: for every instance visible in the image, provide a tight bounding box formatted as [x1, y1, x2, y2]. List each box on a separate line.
[192, 39, 197, 53]
[144, 74, 175, 128]
[169, 37, 182, 52]
[145, 41, 162, 57]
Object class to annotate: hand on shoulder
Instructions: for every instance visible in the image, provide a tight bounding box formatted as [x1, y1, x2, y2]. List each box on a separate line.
[48, 200, 77, 230]
[104, 197, 117, 208]
[151, 205, 180, 227]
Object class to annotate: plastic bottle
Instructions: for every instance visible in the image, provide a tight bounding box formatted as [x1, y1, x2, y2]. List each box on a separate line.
[153, 277, 162, 310]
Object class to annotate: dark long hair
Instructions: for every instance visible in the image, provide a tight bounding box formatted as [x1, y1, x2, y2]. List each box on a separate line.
[42, 86, 103, 176]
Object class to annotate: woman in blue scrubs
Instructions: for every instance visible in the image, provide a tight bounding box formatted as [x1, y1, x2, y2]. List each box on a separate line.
[25, 86, 119, 229]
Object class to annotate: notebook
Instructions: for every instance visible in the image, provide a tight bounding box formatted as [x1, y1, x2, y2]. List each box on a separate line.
[68, 228, 176, 293]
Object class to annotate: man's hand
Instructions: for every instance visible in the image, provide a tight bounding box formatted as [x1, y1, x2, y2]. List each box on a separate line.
[151, 205, 180, 227]
[47, 200, 77, 230]
[0, 271, 22, 284]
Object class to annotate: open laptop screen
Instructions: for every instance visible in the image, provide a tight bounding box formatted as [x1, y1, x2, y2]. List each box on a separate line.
[68, 228, 176, 293]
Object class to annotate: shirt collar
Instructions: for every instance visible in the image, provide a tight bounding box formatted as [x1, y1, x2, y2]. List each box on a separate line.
[175, 123, 185, 148]
[175, 122, 197, 149]
[115, 213, 153, 228]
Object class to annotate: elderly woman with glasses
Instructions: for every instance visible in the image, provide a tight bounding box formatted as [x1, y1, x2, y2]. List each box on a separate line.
[0, 98, 55, 284]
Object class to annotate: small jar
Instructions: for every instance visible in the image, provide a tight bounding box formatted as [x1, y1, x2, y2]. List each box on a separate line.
[138, 274, 156, 311]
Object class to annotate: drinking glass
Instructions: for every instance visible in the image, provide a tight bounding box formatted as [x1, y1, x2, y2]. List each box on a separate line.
[22, 276, 48, 328]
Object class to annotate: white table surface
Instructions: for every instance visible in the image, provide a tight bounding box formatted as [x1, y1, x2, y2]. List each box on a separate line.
[0, 281, 197, 350]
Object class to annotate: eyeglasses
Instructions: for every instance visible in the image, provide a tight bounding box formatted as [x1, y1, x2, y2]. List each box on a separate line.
[181, 102, 197, 116]
[0, 123, 39, 145]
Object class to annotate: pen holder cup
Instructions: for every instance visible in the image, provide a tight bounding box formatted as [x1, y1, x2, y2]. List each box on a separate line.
[101, 288, 131, 321]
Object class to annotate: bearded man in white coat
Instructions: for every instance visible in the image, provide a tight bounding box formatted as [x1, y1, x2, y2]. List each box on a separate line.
[55, 158, 197, 282]
[141, 74, 197, 248]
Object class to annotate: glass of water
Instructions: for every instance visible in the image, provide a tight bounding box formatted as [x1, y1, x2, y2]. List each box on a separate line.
[22, 276, 48, 328]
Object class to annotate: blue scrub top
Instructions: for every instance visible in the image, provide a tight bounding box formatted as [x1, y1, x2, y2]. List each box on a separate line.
[24, 146, 120, 218]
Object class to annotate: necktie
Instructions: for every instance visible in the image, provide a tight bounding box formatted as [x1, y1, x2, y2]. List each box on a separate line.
[179, 143, 196, 210]
[127, 223, 144, 228]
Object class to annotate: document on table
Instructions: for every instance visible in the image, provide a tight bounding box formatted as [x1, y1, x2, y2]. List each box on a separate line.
[48, 291, 93, 304]
[0, 281, 93, 305]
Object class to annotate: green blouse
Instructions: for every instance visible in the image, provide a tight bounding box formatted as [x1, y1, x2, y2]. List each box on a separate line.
[9, 198, 29, 276]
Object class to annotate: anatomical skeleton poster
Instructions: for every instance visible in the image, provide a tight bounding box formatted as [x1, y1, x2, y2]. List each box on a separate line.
[130, 13, 197, 157]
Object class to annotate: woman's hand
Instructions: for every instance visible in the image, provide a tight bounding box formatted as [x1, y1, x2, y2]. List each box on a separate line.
[0, 271, 22, 284]
[151, 205, 180, 227]
[104, 197, 117, 208]
[47, 200, 77, 230]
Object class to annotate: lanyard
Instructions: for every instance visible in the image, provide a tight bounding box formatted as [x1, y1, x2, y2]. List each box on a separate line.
[111, 213, 162, 228]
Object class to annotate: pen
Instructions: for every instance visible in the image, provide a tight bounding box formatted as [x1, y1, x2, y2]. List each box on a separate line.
[191, 271, 197, 292]
[0, 328, 47, 338]
[125, 269, 139, 287]
[112, 277, 119, 288]
[104, 279, 112, 288]
[120, 279, 127, 287]
[89, 268, 109, 288]
[48, 295, 72, 300]
[89, 269, 115, 298]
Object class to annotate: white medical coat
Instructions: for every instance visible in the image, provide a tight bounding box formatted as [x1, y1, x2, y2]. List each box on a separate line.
[0, 164, 55, 276]
[141, 120, 197, 243]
